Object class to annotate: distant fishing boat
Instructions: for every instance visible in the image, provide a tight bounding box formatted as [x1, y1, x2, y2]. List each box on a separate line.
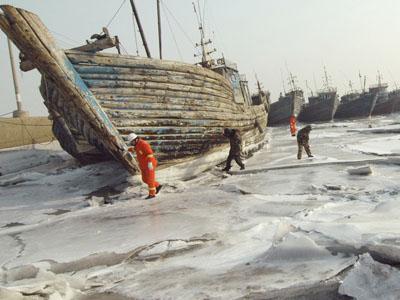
[0, 5, 268, 174]
[298, 67, 339, 123]
[268, 73, 305, 126]
[334, 75, 377, 119]
[389, 89, 400, 113]
[371, 72, 392, 116]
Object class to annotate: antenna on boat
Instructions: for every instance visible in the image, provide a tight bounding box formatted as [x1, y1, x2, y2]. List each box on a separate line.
[363, 75, 367, 92]
[305, 80, 313, 97]
[129, 0, 152, 58]
[280, 69, 286, 94]
[323, 66, 330, 90]
[157, 0, 162, 59]
[358, 71, 366, 92]
[377, 70, 382, 86]
[255, 73, 262, 94]
[348, 80, 354, 92]
[7, 38, 28, 118]
[312, 73, 318, 92]
[288, 72, 297, 91]
[193, 0, 215, 67]
[388, 70, 399, 89]
[284, 61, 298, 92]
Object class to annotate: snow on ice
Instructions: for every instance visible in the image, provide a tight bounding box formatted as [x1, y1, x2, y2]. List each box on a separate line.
[1, 115, 400, 299]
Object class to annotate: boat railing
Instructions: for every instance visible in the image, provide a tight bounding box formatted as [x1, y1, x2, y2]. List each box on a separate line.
[316, 87, 337, 94]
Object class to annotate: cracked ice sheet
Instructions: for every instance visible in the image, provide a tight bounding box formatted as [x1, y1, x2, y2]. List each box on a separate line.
[80, 232, 355, 299]
[339, 253, 400, 300]
[346, 135, 400, 156]
[0, 235, 20, 267]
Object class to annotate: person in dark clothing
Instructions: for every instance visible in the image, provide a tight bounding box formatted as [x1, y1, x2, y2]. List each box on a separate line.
[297, 125, 314, 160]
[222, 128, 245, 171]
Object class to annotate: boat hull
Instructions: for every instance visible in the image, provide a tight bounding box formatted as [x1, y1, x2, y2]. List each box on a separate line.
[371, 99, 395, 115]
[334, 93, 378, 119]
[389, 91, 400, 113]
[45, 51, 268, 163]
[268, 92, 304, 126]
[298, 93, 339, 123]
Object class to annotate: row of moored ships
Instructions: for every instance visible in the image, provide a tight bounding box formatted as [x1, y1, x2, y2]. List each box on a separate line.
[268, 70, 400, 126]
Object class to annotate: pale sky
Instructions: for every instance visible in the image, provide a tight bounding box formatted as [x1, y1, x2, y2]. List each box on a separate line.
[1, 0, 400, 116]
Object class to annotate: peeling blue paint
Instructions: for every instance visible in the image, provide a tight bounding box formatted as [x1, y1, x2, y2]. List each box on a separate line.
[63, 56, 118, 136]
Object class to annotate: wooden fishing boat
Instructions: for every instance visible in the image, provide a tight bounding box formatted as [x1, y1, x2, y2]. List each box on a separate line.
[0, 5, 268, 174]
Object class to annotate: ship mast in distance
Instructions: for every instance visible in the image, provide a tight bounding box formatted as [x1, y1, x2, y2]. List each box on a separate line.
[305, 80, 313, 97]
[323, 66, 331, 90]
[280, 69, 286, 94]
[358, 71, 367, 92]
[288, 72, 298, 92]
[377, 70, 382, 86]
[193, 0, 216, 67]
[349, 80, 353, 91]
[255, 73, 262, 94]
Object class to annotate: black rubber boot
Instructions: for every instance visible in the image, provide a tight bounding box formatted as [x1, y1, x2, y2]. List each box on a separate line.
[156, 185, 163, 194]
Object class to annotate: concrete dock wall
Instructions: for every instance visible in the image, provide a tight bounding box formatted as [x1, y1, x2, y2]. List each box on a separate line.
[0, 117, 53, 149]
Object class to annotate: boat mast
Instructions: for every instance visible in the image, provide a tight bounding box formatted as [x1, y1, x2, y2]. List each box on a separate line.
[377, 70, 382, 86]
[288, 72, 297, 91]
[280, 69, 286, 94]
[193, 1, 215, 67]
[323, 66, 330, 90]
[348, 80, 355, 93]
[305, 80, 313, 97]
[157, 0, 162, 59]
[7, 38, 26, 118]
[129, 0, 152, 58]
[255, 73, 262, 94]
[358, 71, 367, 93]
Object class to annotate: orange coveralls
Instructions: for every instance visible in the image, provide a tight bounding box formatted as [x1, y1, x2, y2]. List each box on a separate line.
[128, 138, 160, 196]
[289, 115, 297, 137]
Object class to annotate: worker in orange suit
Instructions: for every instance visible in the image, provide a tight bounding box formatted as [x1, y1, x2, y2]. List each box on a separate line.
[289, 114, 297, 137]
[126, 133, 162, 199]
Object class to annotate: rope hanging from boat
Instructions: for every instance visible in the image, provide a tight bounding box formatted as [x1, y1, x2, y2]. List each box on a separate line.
[105, 0, 127, 28]
[0, 111, 14, 117]
[161, 1, 195, 48]
[131, 10, 140, 56]
[161, 2, 183, 60]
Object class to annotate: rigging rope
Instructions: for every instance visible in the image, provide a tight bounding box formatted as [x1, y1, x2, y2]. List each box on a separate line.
[131, 11, 140, 56]
[119, 42, 130, 55]
[49, 29, 80, 44]
[161, 3, 183, 60]
[161, 1, 195, 47]
[202, 0, 207, 29]
[106, 0, 127, 28]
[0, 111, 14, 117]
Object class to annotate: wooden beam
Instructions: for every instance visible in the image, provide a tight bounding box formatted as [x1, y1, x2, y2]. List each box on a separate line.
[71, 36, 119, 53]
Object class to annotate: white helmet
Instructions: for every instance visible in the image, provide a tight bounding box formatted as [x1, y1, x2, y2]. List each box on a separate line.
[126, 133, 138, 143]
